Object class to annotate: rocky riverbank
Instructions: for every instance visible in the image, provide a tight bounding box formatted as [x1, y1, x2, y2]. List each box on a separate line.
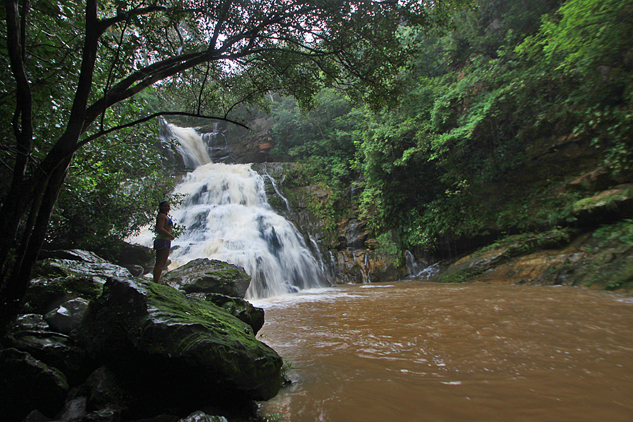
[431, 220, 633, 293]
[0, 250, 282, 422]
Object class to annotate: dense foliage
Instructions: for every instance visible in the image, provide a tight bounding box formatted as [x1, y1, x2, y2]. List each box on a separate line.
[0, 0, 472, 331]
[267, 0, 633, 257]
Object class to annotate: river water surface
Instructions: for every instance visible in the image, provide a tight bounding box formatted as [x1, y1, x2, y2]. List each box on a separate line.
[254, 282, 633, 422]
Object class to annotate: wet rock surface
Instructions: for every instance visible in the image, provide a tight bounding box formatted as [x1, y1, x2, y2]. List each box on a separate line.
[1, 250, 280, 422]
[163, 258, 251, 298]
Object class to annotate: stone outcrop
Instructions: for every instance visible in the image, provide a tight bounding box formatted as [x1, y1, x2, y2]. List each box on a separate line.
[1, 250, 281, 422]
[430, 224, 633, 292]
[571, 184, 633, 227]
[78, 278, 283, 404]
[163, 258, 252, 298]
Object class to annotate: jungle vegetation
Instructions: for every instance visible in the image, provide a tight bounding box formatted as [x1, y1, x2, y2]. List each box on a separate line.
[266, 0, 633, 257]
[1, 0, 632, 329]
[0, 0, 472, 332]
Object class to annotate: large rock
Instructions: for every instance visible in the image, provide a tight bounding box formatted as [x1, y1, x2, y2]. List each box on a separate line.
[22, 275, 104, 314]
[0, 348, 69, 421]
[204, 294, 265, 334]
[34, 249, 132, 280]
[6, 314, 89, 385]
[78, 277, 282, 412]
[44, 298, 90, 334]
[163, 258, 251, 298]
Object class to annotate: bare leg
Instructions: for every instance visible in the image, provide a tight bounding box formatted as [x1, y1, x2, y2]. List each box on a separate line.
[153, 248, 170, 284]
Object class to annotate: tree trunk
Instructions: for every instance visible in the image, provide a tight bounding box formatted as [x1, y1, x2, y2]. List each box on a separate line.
[0, 0, 100, 335]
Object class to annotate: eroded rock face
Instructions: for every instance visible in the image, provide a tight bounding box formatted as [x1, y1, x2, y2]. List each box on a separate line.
[78, 277, 283, 408]
[430, 225, 633, 292]
[163, 258, 252, 298]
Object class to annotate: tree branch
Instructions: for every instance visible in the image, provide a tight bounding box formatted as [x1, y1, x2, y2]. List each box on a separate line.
[77, 112, 249, 150]
[98, 5, 167, 35]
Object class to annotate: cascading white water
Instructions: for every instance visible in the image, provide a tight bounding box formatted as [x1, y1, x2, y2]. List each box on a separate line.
[147, 123, 327, 299]
[170, 125, 212, 168]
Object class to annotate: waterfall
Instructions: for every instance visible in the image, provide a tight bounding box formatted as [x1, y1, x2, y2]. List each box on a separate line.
[169, 125, 212, 167]
[405, 250, 422, 277]
[261, 165, 292, 214]
[405, 250, 440, 279]
[152, 124, 328, 299]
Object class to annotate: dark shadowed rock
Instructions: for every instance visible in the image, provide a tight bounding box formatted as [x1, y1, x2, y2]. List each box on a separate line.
[107, 240, 155, 275]
[34, 249, 132, 280]
[162, 258, 251, 298]
[6, 314, 90, 385]
[44, 298, 89, 334]
[85, 366, 128, 416]
[179, 411, 228, 422]
[0, 348, 69, 421]
[204, 294, 265, 334]
[78, 277, 282, 412]
[22, 276, 104, 314]
[23, 410, 52, 422]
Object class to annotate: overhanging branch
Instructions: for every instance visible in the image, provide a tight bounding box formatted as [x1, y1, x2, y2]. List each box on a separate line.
[77, 112, 249, 150]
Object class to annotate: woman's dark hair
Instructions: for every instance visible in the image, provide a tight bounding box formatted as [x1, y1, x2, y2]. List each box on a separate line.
[158, 200, 169, 212]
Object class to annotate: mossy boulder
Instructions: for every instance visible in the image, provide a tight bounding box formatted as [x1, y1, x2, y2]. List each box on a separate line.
[78, 277, 282, 412]
[23, 249, 132, 314]
[163, 258, 251, 298]
[572, 184, 633, 226]
[204, 293, 265, 334]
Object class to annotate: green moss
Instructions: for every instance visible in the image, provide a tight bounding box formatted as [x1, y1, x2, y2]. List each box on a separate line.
[573, 188, 632, 212]
[592, 219, 633, 245]
[146, 282, 255, 342]
[434, 267, 487, 284]
[478, 228, 573, 258]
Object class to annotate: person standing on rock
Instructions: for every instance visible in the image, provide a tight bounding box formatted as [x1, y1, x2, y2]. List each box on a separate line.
[153, 200, 175, 284]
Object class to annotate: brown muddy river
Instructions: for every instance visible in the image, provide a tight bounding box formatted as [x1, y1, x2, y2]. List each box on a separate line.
[254, 282, 633, 422]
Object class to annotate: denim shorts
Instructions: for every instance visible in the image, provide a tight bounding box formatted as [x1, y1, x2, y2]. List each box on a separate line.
[153, 239, 171, 251]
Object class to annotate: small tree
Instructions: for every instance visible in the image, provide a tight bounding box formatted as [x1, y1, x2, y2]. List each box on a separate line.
[0, 0, 470, 331]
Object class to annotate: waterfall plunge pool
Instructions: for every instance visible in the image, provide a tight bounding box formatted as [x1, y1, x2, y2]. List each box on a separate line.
[253, 281, 633, 422]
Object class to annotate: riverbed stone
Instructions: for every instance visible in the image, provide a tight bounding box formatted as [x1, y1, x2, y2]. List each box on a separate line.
[163, 258, 251, 298]
[78, 277, 282, 412]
